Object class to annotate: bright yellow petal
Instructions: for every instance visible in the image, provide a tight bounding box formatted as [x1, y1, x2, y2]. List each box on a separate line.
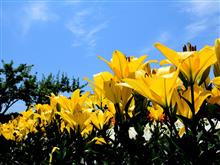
[148, 104, 164, 121]
[112, 50, 127, 72]
[84, 72, 114, 98]
[194, 91, 211, 114]
[154, 42, 181, 67]
[159, 59, 172, 66]
[128, 55, 147, 72]
[212, 76, 220, 89]
[91, 137, 107, 145]
[71, 89, 80, 100]
[155, 66, 175, 76]
[178, 126, 186, 138]
[98, 56, 113, 69]
[103, 79, 124, 104]
[122, 78, 151, 99]
[196, 46, 216, 82]
[141, 60, 157, 75]
[98, 50, 128, 78]
[151, 68, 180, 106]
[215, 38, 220, 66]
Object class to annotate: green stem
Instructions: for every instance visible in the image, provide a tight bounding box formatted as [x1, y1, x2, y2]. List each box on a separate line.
[190, 82, 197, 143]
[190, 82, 195, 118]
[164, 106, 179, 138]
[189, 59, 195, 119]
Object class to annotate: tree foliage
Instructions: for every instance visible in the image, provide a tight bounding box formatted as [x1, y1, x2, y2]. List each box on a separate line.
[0, 60, 86, 115]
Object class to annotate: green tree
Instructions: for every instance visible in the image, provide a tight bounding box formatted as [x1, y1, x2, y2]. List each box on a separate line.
[34, 73, 84, 105]
[0, 60, 86, 115]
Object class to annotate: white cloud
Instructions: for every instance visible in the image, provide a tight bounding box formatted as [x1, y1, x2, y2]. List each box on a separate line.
[185, 19, 208, 39]
[21, 2, 58, 35]
[183, 0, 219, 17]
[66, 9, 108, 48]
[66, 9, 90, 37]
[181, 0, 220, 40]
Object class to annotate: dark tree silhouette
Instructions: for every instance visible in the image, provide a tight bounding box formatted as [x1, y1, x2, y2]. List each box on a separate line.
[0, 60, 86, 115]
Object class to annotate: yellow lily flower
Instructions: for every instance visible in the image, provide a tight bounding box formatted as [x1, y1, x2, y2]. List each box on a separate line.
[153, 65, 175, 76]
[90, 110, 113, 130]
[0, 111, 39, 141]
[58, 109, 92, 135]
[85, 93, 116, 116]
[208, 76, 220, 105]
[0, 122, 17, 141]
[122, 67, 180, 108]
[155, 42, 216, 83]
[212, 76, 220, 89]
[51, 89, 90, 113]
[148, 104, 165, 121]
[104, 78, 130, 104]
[21, 109, 34, 119]
[173, 85, 211, 119]
[208, 87, 220, 105]
[103, 77, 135, 117]
[85, 72, 120, 104]
[98, 50, 147, 79]
[71, 89, 90, 107]
[140, 59, 158, 77]
[90, 137, 107, 145]
[84, 72, 114, 100]
[53, 90, 93, 136]
[85, 72, 133, 116]
[35, 104, 54, 126]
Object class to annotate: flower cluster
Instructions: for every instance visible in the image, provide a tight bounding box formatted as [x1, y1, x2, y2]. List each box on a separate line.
[1, 38, 220, 164]
[0, 89, 115, 143]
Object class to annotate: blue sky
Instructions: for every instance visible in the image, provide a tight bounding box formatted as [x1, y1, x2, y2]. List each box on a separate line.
[1, 0, 220, 112]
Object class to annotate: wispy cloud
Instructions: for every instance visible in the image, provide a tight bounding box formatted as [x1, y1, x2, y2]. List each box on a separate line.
[182, 0, 219, 17]
[66, 8, 108, 48]
[185, 19, 208, 40]
[21, 2, 58, 35]
[181, 0, 220, 40]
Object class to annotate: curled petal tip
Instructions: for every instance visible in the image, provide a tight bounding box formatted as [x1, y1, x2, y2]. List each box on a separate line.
[154, 42, 161, 47]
